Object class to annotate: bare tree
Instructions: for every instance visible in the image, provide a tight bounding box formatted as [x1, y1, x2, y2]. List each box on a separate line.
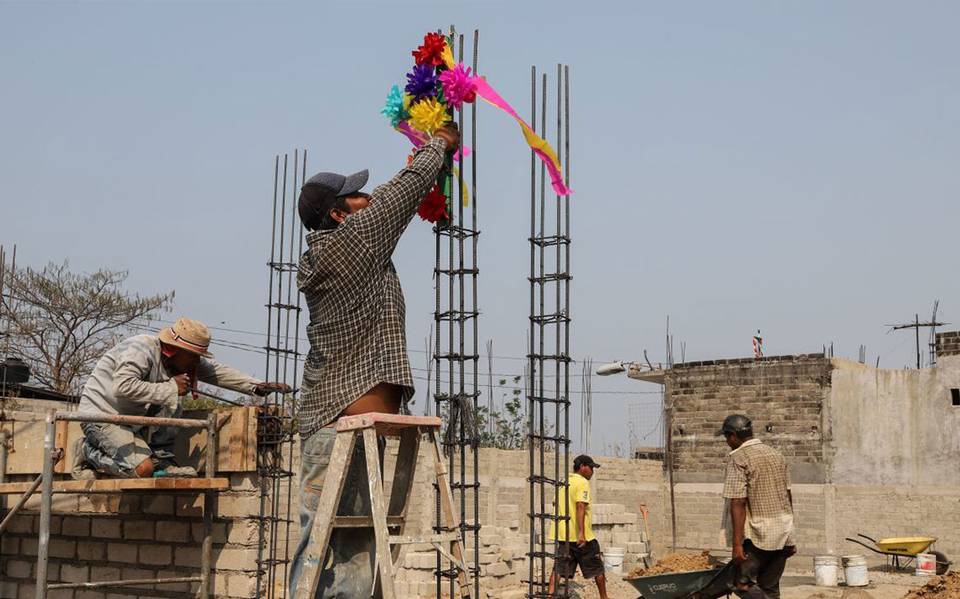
[0, 261, 174, 394]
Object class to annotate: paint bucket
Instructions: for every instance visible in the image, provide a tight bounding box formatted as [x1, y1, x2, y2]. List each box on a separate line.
[814, 555, 840, 587]
[603, 547, 626, 574]
[916, 553, 937, 576]
[842, 555, 869, 587]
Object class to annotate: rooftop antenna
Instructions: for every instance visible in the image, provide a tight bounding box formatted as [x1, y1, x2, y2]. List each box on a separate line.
[886, 305, 948, 369]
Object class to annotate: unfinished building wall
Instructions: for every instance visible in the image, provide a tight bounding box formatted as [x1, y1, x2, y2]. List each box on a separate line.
[0, 474, 263, 599]
[936, 331, 960, 357]
[666, 354, 832, 484]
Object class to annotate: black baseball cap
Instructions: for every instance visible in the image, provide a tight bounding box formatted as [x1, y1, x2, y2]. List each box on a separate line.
[573, 454, 601, 470]
[298, 169, 369, 230]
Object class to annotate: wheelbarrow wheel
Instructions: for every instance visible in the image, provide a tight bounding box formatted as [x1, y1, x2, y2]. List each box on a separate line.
[932, 551, 950, 575]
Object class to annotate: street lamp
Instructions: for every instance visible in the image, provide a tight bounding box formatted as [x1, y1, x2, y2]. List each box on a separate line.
[595, 361, 627, 376]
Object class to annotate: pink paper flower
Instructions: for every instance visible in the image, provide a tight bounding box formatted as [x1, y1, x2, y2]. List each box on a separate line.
[439, 63, 478, 110]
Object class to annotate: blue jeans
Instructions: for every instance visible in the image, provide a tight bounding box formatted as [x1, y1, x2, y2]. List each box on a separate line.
[289, 428, 382, 598]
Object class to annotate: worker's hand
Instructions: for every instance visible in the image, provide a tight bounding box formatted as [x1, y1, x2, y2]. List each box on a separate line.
[434, 123, 460, 153]
[576, 533, 587, 548]
[784, 545, 797, 557]
[172, 374, 190, 396]
[732, 543, 747, 564]
[254, 382, 292, 397]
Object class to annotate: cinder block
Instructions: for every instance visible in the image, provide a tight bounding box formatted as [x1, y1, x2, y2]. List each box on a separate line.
[4, 559, 32, 579]
[226, 572, 259, 598]
[216, 493, 260, 519]
[173, 546, 202, 567]
[124, 520, 154, 541]
[49, 539, 76, 559]
[155, 521, 190, 543]
[141, 495, 175, 516]
[91, 519, 121, 539]
[139, 544, 172, 566]
[89, 566, 121, 583]
[176, 495, 204, 517]
[106, 542, 139, 564]
[61, 517, 91, 537]
[60, 564, 89, 583]
[226, 519, 259, 546]
[214, 548, 258, 572]
[77, 541, 107, 561]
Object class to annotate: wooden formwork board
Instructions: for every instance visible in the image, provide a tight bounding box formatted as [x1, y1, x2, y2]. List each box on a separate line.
[1, 407, 258, 476]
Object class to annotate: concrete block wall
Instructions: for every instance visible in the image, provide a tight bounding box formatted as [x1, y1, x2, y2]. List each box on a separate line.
[0, 473, 261, 599]
[936, 331, 960, 357]
[666, 354, 831, 483]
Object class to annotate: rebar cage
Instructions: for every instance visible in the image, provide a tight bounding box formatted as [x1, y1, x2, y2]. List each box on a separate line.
[526, 64, 572, 599]
[259, 150, 306, 598]
[432, 26, 482, 599]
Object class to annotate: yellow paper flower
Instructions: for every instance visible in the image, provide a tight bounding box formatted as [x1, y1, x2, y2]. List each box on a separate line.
[408, 97, 450, 135]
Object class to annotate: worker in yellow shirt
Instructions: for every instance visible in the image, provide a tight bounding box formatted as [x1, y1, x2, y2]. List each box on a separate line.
[548, 454, 609, 599]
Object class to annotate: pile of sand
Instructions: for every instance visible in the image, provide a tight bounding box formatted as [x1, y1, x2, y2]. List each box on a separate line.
[626, 551, 713, 578]
[903, 573, 960, 599]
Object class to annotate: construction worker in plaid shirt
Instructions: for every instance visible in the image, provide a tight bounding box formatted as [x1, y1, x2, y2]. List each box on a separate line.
[720, 414, 797, 599]
[288, 123, 460, 598]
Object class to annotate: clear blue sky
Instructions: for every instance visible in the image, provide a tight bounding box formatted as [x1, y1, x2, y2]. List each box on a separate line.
[3, 1, 958, 452]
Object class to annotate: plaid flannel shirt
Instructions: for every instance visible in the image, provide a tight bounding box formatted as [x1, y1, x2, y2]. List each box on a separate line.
[722, 438, 795, 551]
[296, 137, 447, 438]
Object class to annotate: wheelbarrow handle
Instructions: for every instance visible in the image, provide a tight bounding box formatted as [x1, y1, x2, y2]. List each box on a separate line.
[846, 537, 883, 554]
[857, 533, 879, 543]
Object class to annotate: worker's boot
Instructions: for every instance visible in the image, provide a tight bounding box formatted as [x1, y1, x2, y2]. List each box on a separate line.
[151, 451, 197, 478]
[70, 437, 97, 481]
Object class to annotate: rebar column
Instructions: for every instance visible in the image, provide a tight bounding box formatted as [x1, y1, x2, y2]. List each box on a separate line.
[526, 64, 572, 599]
[258, 149, 306, 598]
[433, 26, 482, 599]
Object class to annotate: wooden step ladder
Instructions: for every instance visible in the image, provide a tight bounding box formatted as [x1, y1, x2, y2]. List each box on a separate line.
[294, 413, 472, 599]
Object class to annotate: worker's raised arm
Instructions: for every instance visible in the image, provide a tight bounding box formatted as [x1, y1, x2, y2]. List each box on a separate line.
[195, 358, 260, 395]
[112, 344, 180, 409]
[348, 126, 459, 263]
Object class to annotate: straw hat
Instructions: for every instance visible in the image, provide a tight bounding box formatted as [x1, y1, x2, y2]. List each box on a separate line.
[158, 318, 213, 358]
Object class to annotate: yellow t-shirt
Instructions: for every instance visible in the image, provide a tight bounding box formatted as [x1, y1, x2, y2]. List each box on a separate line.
[549, 473, 595, 542]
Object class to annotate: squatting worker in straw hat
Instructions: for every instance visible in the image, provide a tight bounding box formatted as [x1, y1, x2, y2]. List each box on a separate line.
[720, 414, 796, 599]
[548, 454, 609, 599]
[73, 318, 290, 480]
[289, 122, 460, 597]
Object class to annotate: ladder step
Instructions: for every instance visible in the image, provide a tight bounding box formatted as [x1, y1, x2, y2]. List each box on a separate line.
[334, 515, 404, 528]
[388, 532, 459, 545]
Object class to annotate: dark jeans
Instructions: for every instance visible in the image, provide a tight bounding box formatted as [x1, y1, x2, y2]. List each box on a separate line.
[695, 541, 790, 599]
[289, 428, 385, 598]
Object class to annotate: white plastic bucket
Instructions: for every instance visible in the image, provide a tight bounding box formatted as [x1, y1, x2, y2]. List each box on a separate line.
[842, 555, 869, 587]
[603, 547, 625, 574]
[814, 555, 840, 587]
[916, 553, 937, 576]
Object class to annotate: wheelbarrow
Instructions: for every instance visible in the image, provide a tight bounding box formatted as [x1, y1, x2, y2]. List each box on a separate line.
[625, 568, 726, 599]
[845, 533, 951, 575]
[625, 558, 738, 599]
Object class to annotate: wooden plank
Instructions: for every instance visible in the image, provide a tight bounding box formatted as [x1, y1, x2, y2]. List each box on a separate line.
[335, 413, 441, 435]
[177, 408, 257, 473]
[364, 427, 396, 599]
[332, 515, 404, 528]
[0, 477, 230, 494]
[388, 532, 458, 545]
[297, 430, 356, 599]
[427, 430, 472, 597]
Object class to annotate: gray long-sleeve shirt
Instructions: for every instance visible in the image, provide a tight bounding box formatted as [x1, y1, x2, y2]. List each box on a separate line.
[77, 334, 261, 416]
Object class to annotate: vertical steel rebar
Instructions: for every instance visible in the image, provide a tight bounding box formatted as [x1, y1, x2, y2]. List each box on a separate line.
[526, 65, 537, 599]
[34, 410, 56, 599]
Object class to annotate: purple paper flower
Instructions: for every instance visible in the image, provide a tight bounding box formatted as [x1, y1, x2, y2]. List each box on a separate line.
[405, 64, 439, 102]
